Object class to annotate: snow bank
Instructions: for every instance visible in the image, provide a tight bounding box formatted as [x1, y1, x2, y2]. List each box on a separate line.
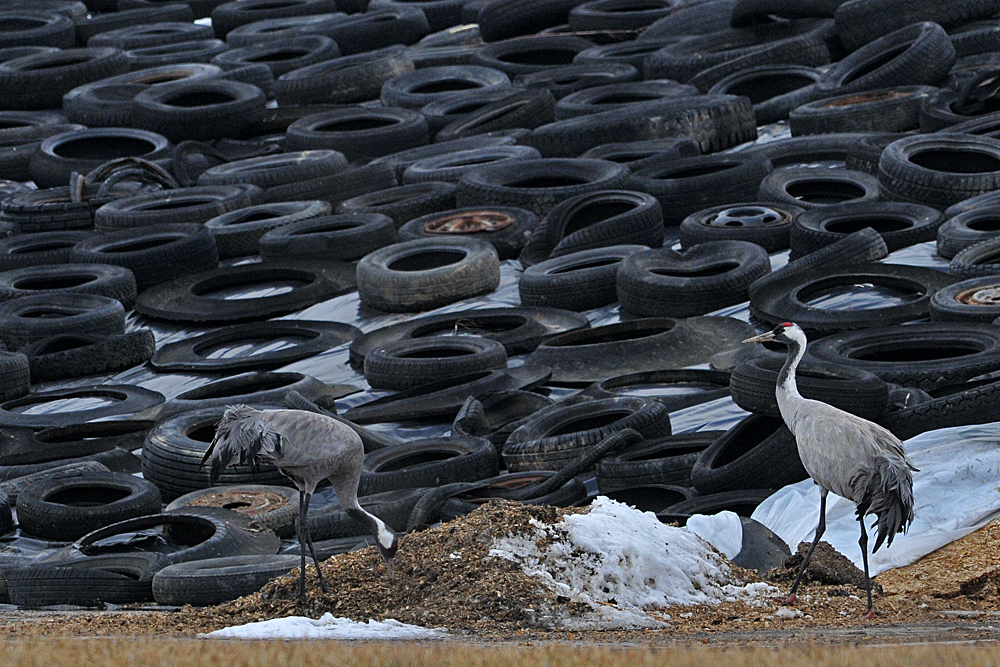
[489, 497, 777, 628]
[202, 613, 448, 640]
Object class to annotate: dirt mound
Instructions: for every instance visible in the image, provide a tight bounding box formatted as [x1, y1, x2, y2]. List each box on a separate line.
[768, 541, 869, 592]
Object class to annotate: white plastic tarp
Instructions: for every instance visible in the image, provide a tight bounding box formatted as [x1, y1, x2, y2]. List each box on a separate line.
[745, 422, 1000, 575]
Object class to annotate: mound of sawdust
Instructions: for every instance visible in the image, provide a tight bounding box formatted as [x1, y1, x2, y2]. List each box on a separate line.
[768, 542, 869, 592]
[878, 519, 1000, 598]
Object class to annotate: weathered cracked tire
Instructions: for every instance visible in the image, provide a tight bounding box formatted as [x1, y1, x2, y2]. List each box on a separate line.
[22, 329, 155, 383]
[364, 336, 508, 391]
[152, 554, 300, 607]
[358, 436, 499, 495]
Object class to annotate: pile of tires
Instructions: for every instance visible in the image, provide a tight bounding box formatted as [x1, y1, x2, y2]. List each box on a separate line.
[1, 0, 1000, 609]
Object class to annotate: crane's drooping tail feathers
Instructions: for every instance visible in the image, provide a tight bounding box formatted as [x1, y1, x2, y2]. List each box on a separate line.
[852, 453, 917, 552]
[200, 405, 283, 483]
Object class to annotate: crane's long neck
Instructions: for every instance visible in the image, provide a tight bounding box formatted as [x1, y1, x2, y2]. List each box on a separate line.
[775, 330, 807, 424]
[335, 481, 396, 552]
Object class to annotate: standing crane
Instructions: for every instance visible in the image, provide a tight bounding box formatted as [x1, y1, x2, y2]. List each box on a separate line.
[201, 405, 399, 601]
[743, 322, 916, 619]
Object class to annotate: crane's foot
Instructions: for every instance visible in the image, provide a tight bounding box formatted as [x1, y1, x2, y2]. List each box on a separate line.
[863, 607, 876, 621]
[773, 593, 797, 605]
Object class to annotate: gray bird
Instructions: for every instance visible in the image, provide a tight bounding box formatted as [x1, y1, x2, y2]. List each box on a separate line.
[743, 322, 916, 619]
[201, 406, 399, 600]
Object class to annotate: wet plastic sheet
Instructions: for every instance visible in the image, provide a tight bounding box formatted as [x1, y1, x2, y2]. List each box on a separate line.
[744, 423, 1000, 576]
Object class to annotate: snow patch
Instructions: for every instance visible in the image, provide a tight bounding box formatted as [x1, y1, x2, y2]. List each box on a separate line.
[489, 497, 778, 629]
[202, 613, 448, 640]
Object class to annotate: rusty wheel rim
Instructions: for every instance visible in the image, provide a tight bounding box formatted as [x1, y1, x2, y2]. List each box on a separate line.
[956, 285, 1000, 306]
[423, 210, 515, 234]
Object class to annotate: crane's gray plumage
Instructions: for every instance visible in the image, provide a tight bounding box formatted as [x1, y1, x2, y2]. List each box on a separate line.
[202, 405, 398, 600]
[744, 322, 916, 618]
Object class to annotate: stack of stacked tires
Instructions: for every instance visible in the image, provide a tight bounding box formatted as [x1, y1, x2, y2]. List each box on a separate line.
[0, 0, 1000, 607]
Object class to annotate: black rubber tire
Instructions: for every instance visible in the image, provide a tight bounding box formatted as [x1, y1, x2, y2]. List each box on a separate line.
[197, 150, 348, 189]
[528, 94, 756, 158]
[402, 146, 541, 185]
[790, 86, 935, 136]
[356, 237, 501, 312]
[553, 80, 701, 120]
[123, 38, 229, 71]
[834, 0, 1000, 53]
[369, 0, 466, 32]
[364, 336, 508, 391]
[0, 263, 136, 306]
[930, 276, 1000, 322]
[790, 201, 945, 256]
[307, 488, 426, 540]
[131, 78, 266, 142]
[477, 0, 582, 42]
[432, 89, 557, 142]
[456, 157, 629, 216]
[758, 167, 880, 210]
[616, 241, 772, 318]
[258, 213, 397, 262]
[0, 231, 92, 272]
[519, 244, 647, 311]
[211, 34, 339, 79]
[204, 200, 331, 258]
[937, 208, 1000, 259]
[211, 0, 339, 38]
[708, 64, 822, 125]
[28, 127, 172, 190]
[659, 489, 775, 522]
[0, 292, 124, 350]
[879, 375, 1000, 440]
[348, 306, 589, 367]
[93, 184, 260, 230]
[471, 35, 599, 78]
[679, 202, 802, 253]
[317, 6, 429, 55]
[749, 227, 888, 297]
[284, 106, 430, 161]
[0, 419, 152, 468]
[358, 436, 499, 495]
[596, 431, 720, 492]
[88, 21, 215, 49]
[0, 351, 30, 402]
[525, 190, 663, 262]
[806, 322, 1000, 391]
[397, 206, 537, 260]
[950, 237, 1000, 279]
[22, 329, 155, 383]
[579, 138, 701, 173]
[690, 414, 807, 494]
[517, 62, 639, 99]
[685, 30, 831, 93]
[502, 396, 671, 472]
[844, 132, 911, 175]
[16, 472, 160, 542]
[0, 384, 163, 429]
[142, 407, 290, 500]
[626, 153, 774, 226]
[0, 186, 100, 234]
[74, 5, 194, 44]
[0, 10, 76, 49]
[731, 0, 843, 26]
[750, 133, 860, 168]
[568, 0, 678, 32]
[814, 22, 955, 98]
[749, 263, 957, 334]
[152, 320, 359, 373]
[878, 133, 1000, 209]
[380, 65, 511, 110]
[70, 223, 219, 292]
[135, 261, 353, 323]
[336, 182, 457, 226]
[0, 47, 129, 110]
[598, 484, 695, 513]
[6, 553, 161, 607]
[274, 45, 415, 106]
[436, 472, 588, 522]
[165, 484, 298, 535]
[258, 162, 398, 208]
[580, 368, 731, 411]
[730, 352, 889, 419]
[151, 554, 300, 606]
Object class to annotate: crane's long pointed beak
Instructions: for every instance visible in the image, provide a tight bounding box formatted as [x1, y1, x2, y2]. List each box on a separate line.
[385, 557, 396, 582]
[743, 332, 776, 344]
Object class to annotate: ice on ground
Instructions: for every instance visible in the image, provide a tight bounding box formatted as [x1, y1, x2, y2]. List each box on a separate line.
[489, 497, 778, 629]
[202, 613, 448, 640]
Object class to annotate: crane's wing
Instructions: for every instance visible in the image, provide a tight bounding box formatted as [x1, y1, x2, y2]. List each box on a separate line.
[200, 405, 283, 483]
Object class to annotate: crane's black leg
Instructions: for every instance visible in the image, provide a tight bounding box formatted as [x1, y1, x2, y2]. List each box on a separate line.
[296, 489, 307, 601]
[302, 492, 328, 593]
[859, 516, 875, 620]
[778, 489, 827, 605]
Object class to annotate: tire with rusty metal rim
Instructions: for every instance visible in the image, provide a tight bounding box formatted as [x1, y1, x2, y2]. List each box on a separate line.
[364, 336, 509, 391]
[937, 208, 1000, 259]
[397, 206, 536, 259]
[679, 201, 802, 252]
[258, 213, 397, 262]
[166, 484, 299, 536]
[930, 276, 1000, 322]
[789, 86, 935, 136]
[356, 237, 501, 313]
